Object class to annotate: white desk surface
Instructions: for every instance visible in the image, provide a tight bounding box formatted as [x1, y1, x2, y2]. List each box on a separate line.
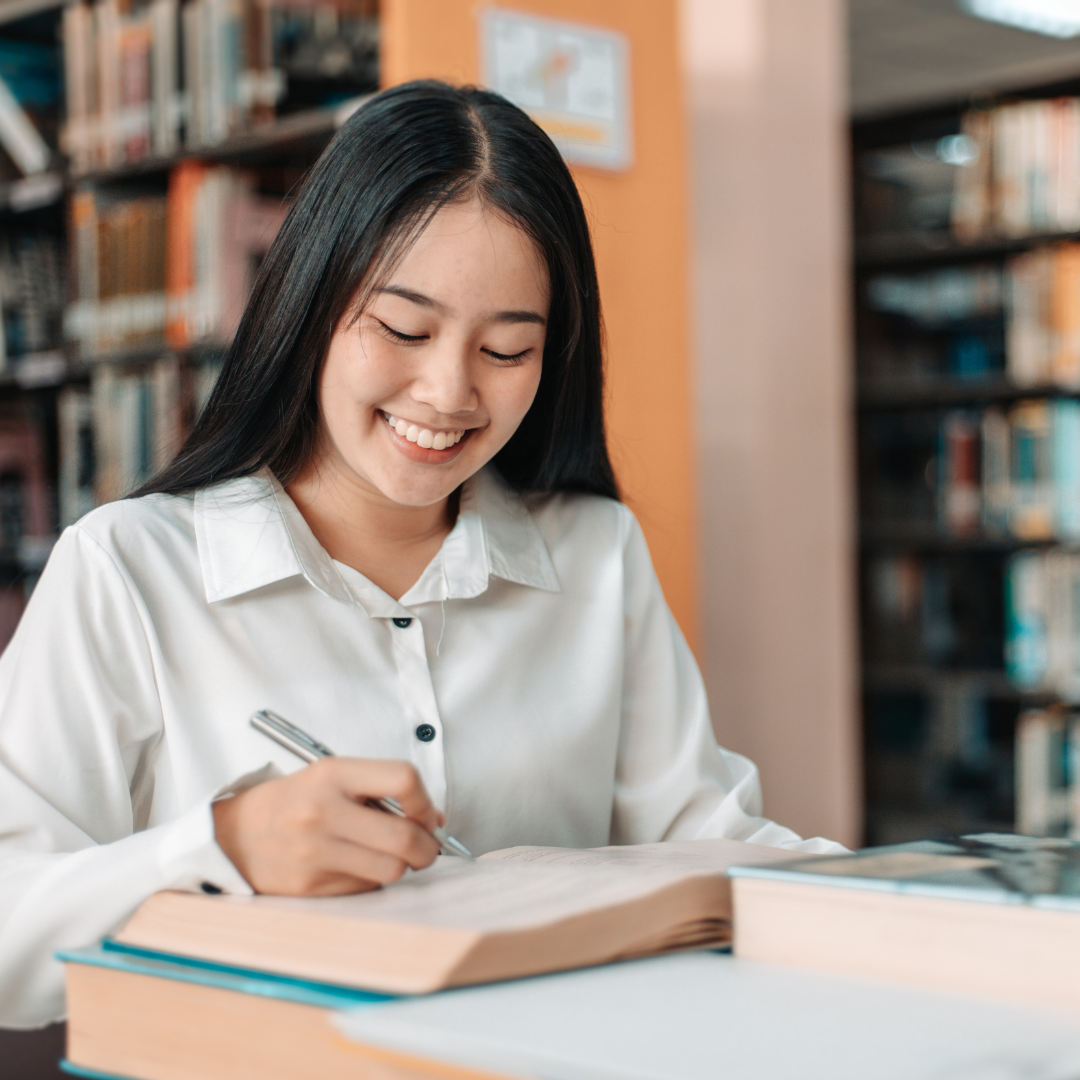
[335, 951, 1080, 1080]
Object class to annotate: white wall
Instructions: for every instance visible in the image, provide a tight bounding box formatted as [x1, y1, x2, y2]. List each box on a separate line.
[681, 0, 861, 847]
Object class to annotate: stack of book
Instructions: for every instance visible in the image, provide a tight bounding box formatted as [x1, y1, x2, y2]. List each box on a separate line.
[59, 839, 793, 1079]
[59, 834, 1080, 1078]
[731, 833, 1080, 1011]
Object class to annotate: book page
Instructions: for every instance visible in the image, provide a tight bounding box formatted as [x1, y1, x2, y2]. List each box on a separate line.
[479, 837, 800, 873]
[240, 857, 715, 934]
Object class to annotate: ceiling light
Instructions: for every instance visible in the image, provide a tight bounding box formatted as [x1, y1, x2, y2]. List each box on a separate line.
[960, 0, 1080, 37]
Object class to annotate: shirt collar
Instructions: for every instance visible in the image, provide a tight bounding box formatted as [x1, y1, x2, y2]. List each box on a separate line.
[193, 467, 560, 611]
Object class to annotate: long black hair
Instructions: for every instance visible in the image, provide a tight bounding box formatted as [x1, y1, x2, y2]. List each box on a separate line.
[137, 80, 618, 501]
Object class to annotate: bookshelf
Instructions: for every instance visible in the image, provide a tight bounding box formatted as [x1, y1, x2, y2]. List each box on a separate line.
[0, 0, 377, 652]
[854, 78, 1080, 844]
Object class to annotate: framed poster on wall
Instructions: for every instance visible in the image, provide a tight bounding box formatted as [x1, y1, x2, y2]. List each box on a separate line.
[480, 7, 633, 171]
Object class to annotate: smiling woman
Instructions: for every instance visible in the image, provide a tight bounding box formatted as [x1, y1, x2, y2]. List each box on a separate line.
[0, 81, 842, 1028]
[290, 199, 550, 599]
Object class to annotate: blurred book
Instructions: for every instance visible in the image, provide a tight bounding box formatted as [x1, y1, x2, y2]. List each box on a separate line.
[92, 355, 183, 503]
[951, 100, 1080, 241]
[0, 229, 64, 371]
[938, 410, 980, 536]
[165, 162, 287, 347]
[62, 0, 281, 171]
[65, 168, 287, 357]
[1014, 707, 1078, 837]
[57, 385, 95, 528]
[1005, 550, 1049, 690]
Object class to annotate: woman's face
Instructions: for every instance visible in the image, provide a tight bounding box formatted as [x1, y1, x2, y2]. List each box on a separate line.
[316, 198, 549, 508]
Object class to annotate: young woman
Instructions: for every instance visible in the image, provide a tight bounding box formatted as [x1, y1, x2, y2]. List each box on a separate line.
[0, 81, 839, 1028]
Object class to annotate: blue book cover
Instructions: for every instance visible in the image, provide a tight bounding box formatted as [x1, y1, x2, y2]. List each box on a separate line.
[58, 942, 395, 1079]
[59, 940, 394, 1010]
[728, 833, 1080, 911]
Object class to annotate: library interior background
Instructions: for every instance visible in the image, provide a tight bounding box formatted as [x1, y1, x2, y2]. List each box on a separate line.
[3, 0, 1080, 851]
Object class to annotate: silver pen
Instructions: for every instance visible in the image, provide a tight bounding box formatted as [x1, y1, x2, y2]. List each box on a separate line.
[250, 709, 474, 858]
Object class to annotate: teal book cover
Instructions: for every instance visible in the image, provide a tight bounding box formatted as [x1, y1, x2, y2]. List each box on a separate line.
[728, 833, 1080, 910]
[58, 941, 395, 1079]
[58, 940, 395, 1009]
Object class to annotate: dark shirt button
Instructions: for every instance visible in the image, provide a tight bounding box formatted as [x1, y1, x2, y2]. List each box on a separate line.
[392, 617, 412, 628]
[415, 724, 436, 743]
[201, 882, 223, 895]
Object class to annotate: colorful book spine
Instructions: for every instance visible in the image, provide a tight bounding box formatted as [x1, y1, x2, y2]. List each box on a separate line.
[1006, 550, 1049, 690]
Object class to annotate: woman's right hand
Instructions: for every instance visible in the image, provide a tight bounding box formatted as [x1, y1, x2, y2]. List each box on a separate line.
[212, 758, 443, 896]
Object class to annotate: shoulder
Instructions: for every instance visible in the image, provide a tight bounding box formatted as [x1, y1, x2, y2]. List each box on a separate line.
[48, 493, 199, 592]
[69, 491, 197, 559]
[527, 489, 640, 555]
[522, 490, 653, 597]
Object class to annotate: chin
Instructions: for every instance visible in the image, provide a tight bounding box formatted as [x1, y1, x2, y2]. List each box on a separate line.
[374, 471, 466, 508]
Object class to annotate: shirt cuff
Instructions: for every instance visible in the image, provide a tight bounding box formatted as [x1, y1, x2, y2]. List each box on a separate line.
[156, 763, 283, 896]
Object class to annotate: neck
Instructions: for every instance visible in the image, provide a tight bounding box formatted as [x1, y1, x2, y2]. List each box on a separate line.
[286, 456, 458, 601]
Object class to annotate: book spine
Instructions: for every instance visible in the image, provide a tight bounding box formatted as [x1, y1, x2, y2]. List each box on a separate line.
[951, 110, 992, 241]
[150, 0, 181, 157]
[938, 411, 980, 537]
[57, 386, 96, 528]
[1053, 399, 1080, 541]
[1016, 707, 1069, 835]
[1006, 551, 1049, 690]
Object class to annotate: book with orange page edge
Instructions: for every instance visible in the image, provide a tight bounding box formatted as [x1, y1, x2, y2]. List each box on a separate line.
[728, 833, 1080, 1011]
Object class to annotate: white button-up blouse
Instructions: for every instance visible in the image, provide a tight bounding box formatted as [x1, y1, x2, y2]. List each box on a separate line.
[0, 467, 840, 1026]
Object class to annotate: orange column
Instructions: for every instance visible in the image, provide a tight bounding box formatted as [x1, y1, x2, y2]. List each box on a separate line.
[381, 0, 699, 649]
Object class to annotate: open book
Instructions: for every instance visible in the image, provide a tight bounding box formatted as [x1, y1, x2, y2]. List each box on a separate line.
[113, 839, 801, 994]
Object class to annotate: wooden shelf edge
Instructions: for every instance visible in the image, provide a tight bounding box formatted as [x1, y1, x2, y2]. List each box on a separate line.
[857, 377, 1080, 409]
[68, 96, 373, 185]
[856, 227, 1080, 270]
[862, 664, 1056, 701]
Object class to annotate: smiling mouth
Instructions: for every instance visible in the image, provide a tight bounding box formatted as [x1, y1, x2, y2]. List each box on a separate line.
[382, 411, 467, 451]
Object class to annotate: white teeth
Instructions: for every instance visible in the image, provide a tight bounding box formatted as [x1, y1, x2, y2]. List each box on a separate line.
[384, 412, 464, 449]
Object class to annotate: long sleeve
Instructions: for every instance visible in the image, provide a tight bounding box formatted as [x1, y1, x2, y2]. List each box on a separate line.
[610, 512, 845, 855]
[0, 527, 248, 1028]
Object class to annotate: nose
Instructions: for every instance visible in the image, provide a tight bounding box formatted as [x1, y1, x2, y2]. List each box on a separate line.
[412, 336, 479, 417]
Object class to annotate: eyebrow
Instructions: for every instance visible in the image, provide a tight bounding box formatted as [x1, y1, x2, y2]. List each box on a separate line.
[375, 285, 547, 326]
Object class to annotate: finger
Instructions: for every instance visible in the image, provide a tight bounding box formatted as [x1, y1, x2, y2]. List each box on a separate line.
[327, 799, 440, 870]
[320, 758, 441, 830]
[322, 835, 413, 886]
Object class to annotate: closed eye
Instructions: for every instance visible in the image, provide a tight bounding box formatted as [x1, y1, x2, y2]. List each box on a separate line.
[378, 320, 428, 344]
[482, 347, 531, 363]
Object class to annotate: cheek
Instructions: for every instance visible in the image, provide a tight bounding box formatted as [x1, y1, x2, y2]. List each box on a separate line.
[322, 333, 397, 410]
[498, 363, 544, 429]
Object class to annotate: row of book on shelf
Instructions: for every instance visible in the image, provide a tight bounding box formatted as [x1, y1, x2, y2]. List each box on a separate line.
[952, 97, 1080, 241]
[870, 543, 1080, 698]
[61, 0, 377, 173]
[938, 398, 1080, 540]
[867, 243, 1080, 388]
[66, 163, 288, 356]
[0, 352, 222, 656]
